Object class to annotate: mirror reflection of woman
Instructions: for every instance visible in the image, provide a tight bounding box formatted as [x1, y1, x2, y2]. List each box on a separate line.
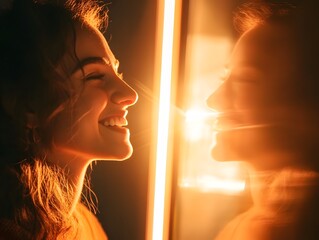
[0, 0, 137, 239]
[207, 1, 319, 239]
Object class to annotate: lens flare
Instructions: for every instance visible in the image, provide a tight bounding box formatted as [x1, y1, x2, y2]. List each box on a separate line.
[184, 108, 218, 141]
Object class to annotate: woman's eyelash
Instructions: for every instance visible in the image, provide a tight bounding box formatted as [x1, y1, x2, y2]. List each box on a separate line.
[85, 74, 105, 81]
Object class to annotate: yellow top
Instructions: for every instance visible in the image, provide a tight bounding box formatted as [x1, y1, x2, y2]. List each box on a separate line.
[75, 203, 108, 240]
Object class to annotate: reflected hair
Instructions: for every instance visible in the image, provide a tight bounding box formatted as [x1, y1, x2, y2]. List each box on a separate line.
[233, 1, 297, 34]
[234, 0, 319, 107]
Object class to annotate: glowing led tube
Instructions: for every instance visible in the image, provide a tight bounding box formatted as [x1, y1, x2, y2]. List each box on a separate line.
[152, 0, 176, 239]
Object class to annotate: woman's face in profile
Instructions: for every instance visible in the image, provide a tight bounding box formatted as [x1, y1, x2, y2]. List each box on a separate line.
[51, 23, 138, 163]
[207, 23, 310, 169]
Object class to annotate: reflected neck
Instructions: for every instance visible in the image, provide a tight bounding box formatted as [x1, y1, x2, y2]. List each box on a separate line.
[248, 169, 277, 210]
[248, 167, 319, 219]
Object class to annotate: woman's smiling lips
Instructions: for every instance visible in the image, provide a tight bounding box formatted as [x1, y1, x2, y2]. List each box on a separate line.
[99, 115, 129, 134]
[100, 116, 128, 127]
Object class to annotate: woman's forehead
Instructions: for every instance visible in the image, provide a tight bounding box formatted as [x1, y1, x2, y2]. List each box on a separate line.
[230, 24, 297, 68]
[74, 23, 115, 65]
[58, 22, 117, 76]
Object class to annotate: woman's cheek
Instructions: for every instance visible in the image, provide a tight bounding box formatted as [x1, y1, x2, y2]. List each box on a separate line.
[75, 88, 108, 113]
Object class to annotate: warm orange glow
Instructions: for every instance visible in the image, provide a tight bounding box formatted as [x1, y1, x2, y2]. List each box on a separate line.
[167, 1, 250, 238]
[182, 106, 246, 194]
[171, 34, 248, 238]
[181, 107, 246, 195]
[184, 108, 218, 141]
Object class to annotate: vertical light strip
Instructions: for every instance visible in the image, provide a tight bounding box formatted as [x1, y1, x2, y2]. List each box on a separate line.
[152, 0, 176, 239]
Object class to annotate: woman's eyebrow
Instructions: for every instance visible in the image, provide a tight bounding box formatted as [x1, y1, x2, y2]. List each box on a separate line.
[71, 56, 111, 74]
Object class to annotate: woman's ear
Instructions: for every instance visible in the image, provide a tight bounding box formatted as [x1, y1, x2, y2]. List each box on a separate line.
[25, 111, 39, 129]
[25, 111, 41, 146]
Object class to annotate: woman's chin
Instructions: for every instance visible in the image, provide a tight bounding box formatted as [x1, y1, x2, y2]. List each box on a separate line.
[94, 144, 134, 161]
[116, 143, 134, 160]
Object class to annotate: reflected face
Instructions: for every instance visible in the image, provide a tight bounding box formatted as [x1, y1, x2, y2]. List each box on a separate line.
[51, 23, 138, 164]
[207, 23, 309, 169]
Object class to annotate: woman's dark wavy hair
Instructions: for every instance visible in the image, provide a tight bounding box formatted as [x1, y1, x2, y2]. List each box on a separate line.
[0, 0, 107, 239]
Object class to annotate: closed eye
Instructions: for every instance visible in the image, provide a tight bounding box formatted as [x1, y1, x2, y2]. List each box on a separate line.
[84, 73, 106, 81]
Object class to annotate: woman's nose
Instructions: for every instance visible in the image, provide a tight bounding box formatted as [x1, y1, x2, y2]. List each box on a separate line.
[110, 78, 138, 106]
[206, 82, 232, 112]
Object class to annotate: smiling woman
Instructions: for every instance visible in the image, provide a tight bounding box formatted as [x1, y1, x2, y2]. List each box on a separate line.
[0, 0, 137, 239]
[51, 23, 137, 163]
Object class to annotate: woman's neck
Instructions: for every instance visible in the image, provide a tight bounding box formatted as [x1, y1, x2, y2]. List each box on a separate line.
[66, 159, 89, 213]
[46, 149, 91, 213]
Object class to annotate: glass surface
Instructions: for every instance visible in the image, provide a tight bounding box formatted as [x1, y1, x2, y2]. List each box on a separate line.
[171, 1, 249, 239]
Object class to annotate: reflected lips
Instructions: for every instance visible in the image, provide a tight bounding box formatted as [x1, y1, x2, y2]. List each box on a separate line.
[213, 112, 242, 132]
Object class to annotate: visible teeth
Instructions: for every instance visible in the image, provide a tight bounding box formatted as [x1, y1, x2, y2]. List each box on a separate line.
[110, 118, 115, 126]
[102, 117, 127, 127]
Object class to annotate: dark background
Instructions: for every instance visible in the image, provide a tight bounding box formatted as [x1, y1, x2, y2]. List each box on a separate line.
[90, 1, 156, 240]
